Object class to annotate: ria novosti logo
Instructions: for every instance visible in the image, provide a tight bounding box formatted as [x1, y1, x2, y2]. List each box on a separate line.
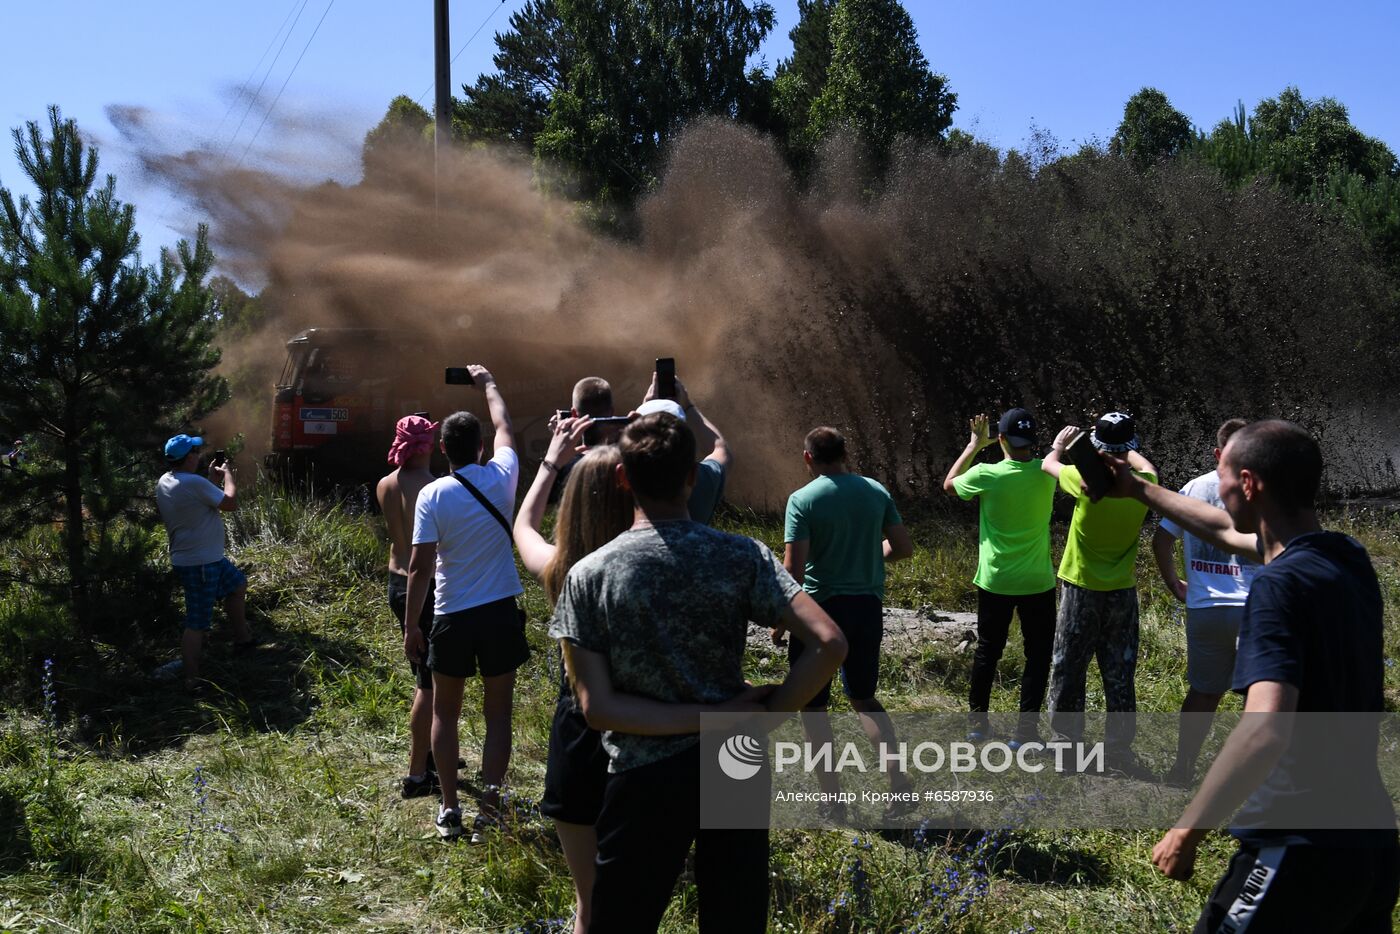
[717, 734, 765, 780]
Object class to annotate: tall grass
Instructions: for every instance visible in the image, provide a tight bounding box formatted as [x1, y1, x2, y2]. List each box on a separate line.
[0, 492, 1395, 931]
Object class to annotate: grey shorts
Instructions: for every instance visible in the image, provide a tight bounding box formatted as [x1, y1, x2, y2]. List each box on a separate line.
[1185, 605, 1243, 694]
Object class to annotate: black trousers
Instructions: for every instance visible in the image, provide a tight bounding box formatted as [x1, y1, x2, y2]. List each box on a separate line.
[590, 744, 770, 934]
[1195, 842, 1399, 933]
[969, 587, 1055, 725]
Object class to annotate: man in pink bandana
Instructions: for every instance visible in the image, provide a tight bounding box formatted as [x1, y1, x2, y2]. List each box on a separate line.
[377, 414, 441, 798]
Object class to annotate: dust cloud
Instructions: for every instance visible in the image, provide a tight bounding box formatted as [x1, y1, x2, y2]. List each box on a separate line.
[109, 107, 1398, 505]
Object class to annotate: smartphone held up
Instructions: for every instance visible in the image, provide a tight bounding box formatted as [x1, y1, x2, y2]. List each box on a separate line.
[445, 367, 475, 386]
[655, 357, 676, 400]
[1064, 431, 1113, 501]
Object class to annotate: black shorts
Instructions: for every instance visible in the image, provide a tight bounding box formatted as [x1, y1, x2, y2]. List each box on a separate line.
[387, 572, 435, 691]
[788, 594, 883, 708]
[1195, 841, 1399, 933]
[540, 692, 611, 825]
[426, 596, 530, 679]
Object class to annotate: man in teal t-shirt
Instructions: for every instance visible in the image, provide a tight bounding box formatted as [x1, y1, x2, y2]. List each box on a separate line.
[773, 426, 914, 818]
[944, 408, 1056, 746]
[1042, 412, 1157, 775]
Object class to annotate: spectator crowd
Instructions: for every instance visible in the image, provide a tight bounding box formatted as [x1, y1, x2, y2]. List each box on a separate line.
[155, 368, 1397, 934]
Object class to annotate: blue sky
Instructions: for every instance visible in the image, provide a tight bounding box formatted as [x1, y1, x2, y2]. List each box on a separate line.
[2, 1, 1397, 257]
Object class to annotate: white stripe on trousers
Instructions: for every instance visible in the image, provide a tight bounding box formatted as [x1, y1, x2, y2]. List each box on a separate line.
[1220, 846, 1287, 934]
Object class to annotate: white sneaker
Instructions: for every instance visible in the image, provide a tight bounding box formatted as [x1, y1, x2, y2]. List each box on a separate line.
[435, 806, 463, 839]
[469, 812, 497, 845]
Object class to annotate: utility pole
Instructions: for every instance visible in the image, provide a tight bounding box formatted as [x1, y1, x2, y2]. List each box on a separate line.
[434, 0, 451, 220]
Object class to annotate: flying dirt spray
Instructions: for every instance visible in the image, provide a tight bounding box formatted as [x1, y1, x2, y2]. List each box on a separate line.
[111, 107, 1400, 504]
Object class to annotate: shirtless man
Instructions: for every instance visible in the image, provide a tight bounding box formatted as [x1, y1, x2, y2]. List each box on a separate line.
[376, 414, 441, 797]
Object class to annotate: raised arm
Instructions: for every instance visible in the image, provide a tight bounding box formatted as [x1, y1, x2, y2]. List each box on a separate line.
[1126, 448, 1157, 478]
[469, 364, 514, 453]
[1105, 457, 1258, 559]
[210, 462, 238, 511]
[676, 377, 728, 469]
[942, 414, 994, 494]
[688, 403, 728, 469]
[646, 374, 730, 469]
[514, 417, 592, 579]
[1041, 425, 1078, 481]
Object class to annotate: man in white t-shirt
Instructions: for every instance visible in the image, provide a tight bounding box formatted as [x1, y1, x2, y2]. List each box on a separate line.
[156, 434, 253, 692]
[1152, 418, 1258, 785]
[403, 365, 525, 842]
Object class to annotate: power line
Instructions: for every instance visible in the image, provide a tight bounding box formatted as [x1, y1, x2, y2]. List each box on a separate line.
[238, 0, 337, 168]
[212, 0, 304, 145]
[416, 0, 509, 105]
[223, 0, 313, 159]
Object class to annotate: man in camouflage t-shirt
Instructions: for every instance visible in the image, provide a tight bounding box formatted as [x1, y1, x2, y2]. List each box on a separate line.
[550, 413, 846, 934]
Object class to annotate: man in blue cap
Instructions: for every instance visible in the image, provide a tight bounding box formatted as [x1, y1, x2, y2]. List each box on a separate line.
[156, 434, 252, 691]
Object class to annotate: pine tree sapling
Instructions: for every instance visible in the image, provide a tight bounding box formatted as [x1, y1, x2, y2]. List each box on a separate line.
[0, 107, 229, 628]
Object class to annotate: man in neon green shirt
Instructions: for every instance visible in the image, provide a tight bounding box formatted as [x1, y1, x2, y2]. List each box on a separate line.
[1042, 412, 1157, 776]
[943, 408, 1056, 747]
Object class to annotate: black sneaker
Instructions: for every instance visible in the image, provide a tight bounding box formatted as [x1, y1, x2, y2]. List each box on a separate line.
[816, 801, 848, 826]
[435, 806, 463, 839]
[1162, 765, 1194, 789]
[401, 772, 441, 799]
[1104, 753, 1157, 782]
[882, 797, 921, 823]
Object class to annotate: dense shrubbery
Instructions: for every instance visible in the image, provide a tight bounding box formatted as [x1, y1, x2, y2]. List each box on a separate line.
[631, 119, 1400, 496]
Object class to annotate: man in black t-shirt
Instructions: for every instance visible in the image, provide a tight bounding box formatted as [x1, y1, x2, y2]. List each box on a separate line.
[1108, 420, 1398, 933]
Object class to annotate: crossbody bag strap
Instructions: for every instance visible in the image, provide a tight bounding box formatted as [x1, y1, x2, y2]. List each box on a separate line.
[453, 471, 512, 540]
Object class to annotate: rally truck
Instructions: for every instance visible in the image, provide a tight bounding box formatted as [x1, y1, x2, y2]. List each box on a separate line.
[264, 327, 639, 487]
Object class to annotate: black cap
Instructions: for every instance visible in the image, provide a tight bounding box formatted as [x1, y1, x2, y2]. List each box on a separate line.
[1090, 412, 1140, 453]
[997, 408, 1037, 448]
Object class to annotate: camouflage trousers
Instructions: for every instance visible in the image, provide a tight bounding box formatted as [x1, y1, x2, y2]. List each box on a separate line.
[1047, 582, 1139, 752]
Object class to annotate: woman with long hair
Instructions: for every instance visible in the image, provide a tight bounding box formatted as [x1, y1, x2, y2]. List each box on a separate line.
[514, 419, 626, 934]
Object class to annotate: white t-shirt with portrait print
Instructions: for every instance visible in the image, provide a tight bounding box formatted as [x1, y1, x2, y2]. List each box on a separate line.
[1159, 470, 1258, 609]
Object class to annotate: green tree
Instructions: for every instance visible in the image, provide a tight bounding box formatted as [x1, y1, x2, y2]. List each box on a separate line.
[208, 275, 263, 339]
[1109, 87, 1192, 169]
[1191, 89, 1400, 272]
[1254, 88, 1397, 194]
[362, 95, 432, 179]
[1193, 103, 1263, 187]
[456, 0, 575, 149]
[1195, 87, 1398, 195]
[771, 0, 837, 170]
[536, 0, 775, 207]
[0, 108, 228, 624]
[807, 0, 956, 168]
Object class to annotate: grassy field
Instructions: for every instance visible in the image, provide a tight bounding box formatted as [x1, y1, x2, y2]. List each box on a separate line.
[1, 487, 1398, 933]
